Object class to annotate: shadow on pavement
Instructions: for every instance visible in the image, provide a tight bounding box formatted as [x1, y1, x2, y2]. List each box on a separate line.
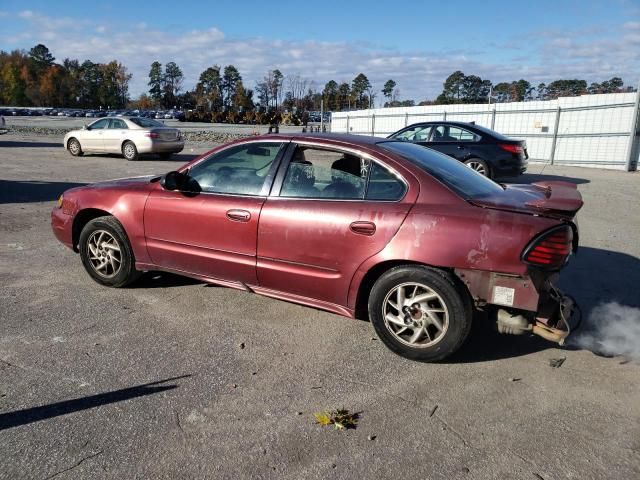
[0, 141, 62, 148]
[76, 152, 200, 162]
[131, 271, 204, 289]
[0, 375, 191, 431]
[0, 179, 85, 204]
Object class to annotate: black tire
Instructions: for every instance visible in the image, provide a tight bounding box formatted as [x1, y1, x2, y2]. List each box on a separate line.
[368, 265, 472, 362]
[122, 141, 139, 161]
[79, 216, 141, 287]
[68, 138, 83, 157]
[464, 158, 491, 178]
[159, 152, 173, 160]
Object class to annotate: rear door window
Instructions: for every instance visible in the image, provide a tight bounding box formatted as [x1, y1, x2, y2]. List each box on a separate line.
[431, 125, 476, 142]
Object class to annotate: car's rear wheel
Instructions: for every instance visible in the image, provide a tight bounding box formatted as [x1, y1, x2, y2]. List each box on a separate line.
[68, 138, 83, 156]
[122, 141, 139, 161]
[368, 266, 472, 361]
[464, 158, 491, 178]
[79, 216, 140, 287]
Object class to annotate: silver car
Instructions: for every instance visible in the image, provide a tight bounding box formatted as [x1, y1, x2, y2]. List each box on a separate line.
[64, 117, 184, 161]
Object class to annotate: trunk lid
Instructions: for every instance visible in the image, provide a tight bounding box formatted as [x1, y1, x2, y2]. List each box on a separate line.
[151, 127, 181, 141]
[470, 181, 583, 219]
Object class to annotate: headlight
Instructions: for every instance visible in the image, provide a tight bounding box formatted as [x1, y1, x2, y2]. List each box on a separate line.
[57, 194, 64, 208]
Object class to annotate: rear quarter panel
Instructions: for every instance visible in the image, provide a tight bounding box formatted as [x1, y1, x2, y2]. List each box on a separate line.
[347, 170, 561, 308]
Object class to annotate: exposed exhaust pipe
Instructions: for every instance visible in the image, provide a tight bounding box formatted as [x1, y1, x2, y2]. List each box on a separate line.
[497, 309, 570, 345]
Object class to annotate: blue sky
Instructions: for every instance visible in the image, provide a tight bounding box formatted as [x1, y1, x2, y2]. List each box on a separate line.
[1, 0, 638, 102]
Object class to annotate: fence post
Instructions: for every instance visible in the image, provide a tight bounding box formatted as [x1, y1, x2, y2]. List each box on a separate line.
[549, 106, 562, 165]
[443, 111, 447, 121]
[624, 82, 640, 172]
[491, 107, 496, 130]
[346, 115, 350, 133]
[404, 112, 409, 127]
[371, 113, 376, 136]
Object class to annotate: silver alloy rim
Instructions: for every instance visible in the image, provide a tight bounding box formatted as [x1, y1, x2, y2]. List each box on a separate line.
[466, 161, 486, 176]
[123, 143, 135, 158]
[382, 282, 449, 348]
[86, 230, 122, 278]
[69, 140, 80, 154]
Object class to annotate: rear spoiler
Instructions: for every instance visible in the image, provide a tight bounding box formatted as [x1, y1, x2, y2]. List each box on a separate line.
[525, 181, 583, 218]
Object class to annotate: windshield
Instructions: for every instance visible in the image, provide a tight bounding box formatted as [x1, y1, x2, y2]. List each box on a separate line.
[128, 117, 164, 128]
[378, 141, 504, 199]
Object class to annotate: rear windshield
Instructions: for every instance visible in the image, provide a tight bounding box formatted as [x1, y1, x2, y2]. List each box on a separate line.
[128, 117, 164, 128]
[468, 123, 512, 141]
[378, 141, 504, 199]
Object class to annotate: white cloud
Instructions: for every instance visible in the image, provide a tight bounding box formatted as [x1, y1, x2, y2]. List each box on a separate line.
[3, 11, 639, 102]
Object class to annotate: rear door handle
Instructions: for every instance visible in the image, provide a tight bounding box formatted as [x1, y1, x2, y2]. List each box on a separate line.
[350, 221, 376, 236]
[226, 209, 251, 222]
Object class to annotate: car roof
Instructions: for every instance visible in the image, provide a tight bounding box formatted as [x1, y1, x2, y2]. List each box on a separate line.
[409, 121, 478, 128]
[255, 132, 386, 146]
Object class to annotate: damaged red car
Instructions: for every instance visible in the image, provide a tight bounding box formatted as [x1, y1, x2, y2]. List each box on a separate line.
[51, 134, 583, 361]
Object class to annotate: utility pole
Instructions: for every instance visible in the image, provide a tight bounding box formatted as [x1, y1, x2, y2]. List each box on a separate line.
[320, 98, 324, 132]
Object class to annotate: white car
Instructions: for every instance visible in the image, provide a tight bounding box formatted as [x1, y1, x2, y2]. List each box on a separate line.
[64, 117, 185, 161]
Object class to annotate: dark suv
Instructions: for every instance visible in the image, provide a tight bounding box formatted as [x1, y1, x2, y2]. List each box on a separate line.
[388, 121, 528, 179]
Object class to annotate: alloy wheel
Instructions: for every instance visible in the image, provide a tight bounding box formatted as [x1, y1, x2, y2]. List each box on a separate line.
[86, 229, 122, 278]
[465, 161, 487, 176]
[382, 282, 449, 348]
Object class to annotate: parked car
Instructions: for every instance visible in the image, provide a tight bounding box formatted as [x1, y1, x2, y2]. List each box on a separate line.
[63, 116, 184, 161]
[52, 133, 582, 361]
[388, 121, 528, 179]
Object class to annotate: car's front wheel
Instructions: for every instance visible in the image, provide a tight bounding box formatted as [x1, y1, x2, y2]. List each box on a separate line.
[368, 266, 472, 362]
[122, 141, 139, 161]
[79, 216, 140, 287]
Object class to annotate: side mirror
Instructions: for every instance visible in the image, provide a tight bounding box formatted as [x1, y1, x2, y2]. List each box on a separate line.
[161, 171, 186, 191]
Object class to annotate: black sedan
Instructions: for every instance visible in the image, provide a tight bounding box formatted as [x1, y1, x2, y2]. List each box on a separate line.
[388, 121, 528, 178]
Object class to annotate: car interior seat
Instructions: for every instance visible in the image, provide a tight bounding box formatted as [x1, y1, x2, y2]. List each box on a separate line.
[323, 155, 363, 198]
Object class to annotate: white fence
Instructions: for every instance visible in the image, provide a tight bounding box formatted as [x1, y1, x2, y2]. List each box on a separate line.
[331, 92, 640, 171]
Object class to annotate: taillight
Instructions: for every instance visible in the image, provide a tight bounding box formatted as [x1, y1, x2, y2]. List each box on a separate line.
[522, 226, 573, 269]
[499, 143, 523, 154]
[145, 132, 160, 138]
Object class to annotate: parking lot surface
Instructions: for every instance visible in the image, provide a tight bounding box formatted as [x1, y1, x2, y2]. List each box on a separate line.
[1, 133, 639, 479]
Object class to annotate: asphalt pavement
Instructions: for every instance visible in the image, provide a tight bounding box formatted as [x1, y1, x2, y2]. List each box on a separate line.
[1, 132, 639, 479]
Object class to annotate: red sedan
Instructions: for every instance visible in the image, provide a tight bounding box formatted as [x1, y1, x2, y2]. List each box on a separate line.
[52, 134, 582, 361]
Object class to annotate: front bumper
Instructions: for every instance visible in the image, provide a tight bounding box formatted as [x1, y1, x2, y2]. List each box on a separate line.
[51, 207, 74, 250]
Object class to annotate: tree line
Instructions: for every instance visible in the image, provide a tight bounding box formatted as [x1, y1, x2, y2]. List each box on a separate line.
[0, 44, 633, 112]
[0, 44, 131, 108]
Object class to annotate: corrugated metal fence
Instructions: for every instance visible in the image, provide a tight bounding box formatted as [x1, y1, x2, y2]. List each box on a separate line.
[331, 91, 640, 171]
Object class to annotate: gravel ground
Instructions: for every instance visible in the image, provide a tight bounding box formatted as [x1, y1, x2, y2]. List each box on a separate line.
[0, 132, 639, 479]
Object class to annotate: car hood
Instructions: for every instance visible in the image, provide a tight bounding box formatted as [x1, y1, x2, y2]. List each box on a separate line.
[470, 181, 583, 220]
[66, 175, 157, 195]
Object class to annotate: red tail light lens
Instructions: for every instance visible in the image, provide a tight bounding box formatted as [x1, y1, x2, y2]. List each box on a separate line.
[145, 132, 160, 138]
[499, 143, 523, 154]
[522, 226, 573, 269]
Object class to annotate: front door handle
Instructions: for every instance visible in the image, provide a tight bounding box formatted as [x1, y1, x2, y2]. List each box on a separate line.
[350, 221, 376, 236]
[226, 209, 251, 222]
